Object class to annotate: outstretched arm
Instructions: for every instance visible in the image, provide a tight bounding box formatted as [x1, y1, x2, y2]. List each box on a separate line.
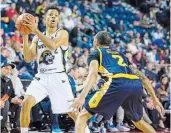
[80, 60, 99, 98]
[72, 60, 99, 110]
[129, 65, 165, 114]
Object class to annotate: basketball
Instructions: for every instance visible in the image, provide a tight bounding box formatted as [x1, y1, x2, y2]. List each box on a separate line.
[15, 13, 35, 34]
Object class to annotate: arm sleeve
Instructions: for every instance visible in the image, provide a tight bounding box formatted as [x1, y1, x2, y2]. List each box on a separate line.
[87, 49, 100, 66]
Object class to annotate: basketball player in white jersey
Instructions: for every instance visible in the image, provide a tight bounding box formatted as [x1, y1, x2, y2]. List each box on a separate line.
[20, 6, 90, 133]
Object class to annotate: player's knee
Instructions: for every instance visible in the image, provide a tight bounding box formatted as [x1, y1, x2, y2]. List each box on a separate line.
[68, 112, 78, 121]
[76, 114, 88, 126]
[21, 96, 36, 111]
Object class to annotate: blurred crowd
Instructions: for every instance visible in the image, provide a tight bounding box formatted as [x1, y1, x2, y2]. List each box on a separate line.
[0, 0, 170, 132]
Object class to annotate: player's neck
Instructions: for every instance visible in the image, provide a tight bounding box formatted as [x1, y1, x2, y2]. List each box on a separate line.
[46, 27, 58, 36]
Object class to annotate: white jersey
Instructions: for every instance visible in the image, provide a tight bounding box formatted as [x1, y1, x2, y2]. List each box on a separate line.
[36, 29, 68, 74]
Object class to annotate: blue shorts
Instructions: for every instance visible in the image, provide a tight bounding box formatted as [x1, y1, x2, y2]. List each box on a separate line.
[85, 78, 143, 122]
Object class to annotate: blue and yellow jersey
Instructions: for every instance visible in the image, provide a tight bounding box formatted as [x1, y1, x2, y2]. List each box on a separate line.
[87, 48, 139, 79]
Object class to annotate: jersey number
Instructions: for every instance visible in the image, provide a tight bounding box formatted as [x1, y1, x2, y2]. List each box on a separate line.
[112, 55, 127, 66]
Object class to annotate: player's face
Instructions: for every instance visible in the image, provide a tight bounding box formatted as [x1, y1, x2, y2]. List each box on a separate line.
[45, 9, 59, 28]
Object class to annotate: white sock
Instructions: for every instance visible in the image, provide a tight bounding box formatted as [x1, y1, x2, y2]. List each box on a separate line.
[21, 128, 29, 133]
[85, 126, 90, 133]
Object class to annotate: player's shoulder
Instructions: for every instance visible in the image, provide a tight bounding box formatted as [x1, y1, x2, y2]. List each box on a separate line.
[58, 29, 69, 36]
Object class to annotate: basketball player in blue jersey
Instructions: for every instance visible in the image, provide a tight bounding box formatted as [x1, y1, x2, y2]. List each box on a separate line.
[20, 6, 90, 133]
[72, 31, 164, 133]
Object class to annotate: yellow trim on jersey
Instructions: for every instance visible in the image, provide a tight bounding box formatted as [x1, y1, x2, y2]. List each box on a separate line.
[109, 73, 139, 79]
[88, 78, 112, 108]
[97, 48, 103, 72]
[99, 65, 113, 76]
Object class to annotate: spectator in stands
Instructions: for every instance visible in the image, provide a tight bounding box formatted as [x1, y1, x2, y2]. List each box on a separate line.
[133, 51, 146, 69]
[152, 28, 164, 40]
[142, 91, 165, 131]
[156, 74, 170, 97]
[16, 0, 28, 11]
[26, 0, 36, 15]
[17, 59, 38, 80]
[106, 107, 130, 132]
[10, 69, 24, 128]
[35, 0, 47, 16]
[159, 0, 168, 10]
[144, 62, 158, 81]
[139, 15, 155, 28]
[1, 47, 10, 62]
[72, 5, 81, 18]
[105, 0, 113, 8]
[5, 3, 18, 20]
[82, 0, 91, 11]
[82, 48, 89, 62]
[146, 47, 160, 63]
[1, 61, 22, 133]
[70, 21, 85, 47]
[35, 16, 45, 32]
[118, 20, 127, 33]
[63, 16, 75, 31]
[108, 18, 117, 31]
[64, 2, 72, 17]
[82, 15, 94, 35]
[1, 0, 10, 10]
[135, 38, 143, 51]
[8, 14, 17, 33]
[11, 30, 23, 44]
[76, 56, 87, 68]
[8, 42, 22, 63]
[67, 65, 79, 96]
[90, 0, 101, 13]
[60, 7, 69, 22]
[143, 33, 151, 46]
[127, 39, 138, 54]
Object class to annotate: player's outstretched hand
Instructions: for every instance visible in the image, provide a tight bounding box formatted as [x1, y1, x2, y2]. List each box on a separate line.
[71, 96, 85, 112]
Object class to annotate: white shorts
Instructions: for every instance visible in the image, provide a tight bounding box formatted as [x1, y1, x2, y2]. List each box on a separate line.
[25, 72, 74, 113]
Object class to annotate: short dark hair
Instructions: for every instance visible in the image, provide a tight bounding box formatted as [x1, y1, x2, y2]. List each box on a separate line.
[95, 31, 111, 46]
[45, 5, 60, 14]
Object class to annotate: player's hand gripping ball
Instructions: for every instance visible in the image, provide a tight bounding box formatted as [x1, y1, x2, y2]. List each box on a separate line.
[15, 13, 36, 34]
